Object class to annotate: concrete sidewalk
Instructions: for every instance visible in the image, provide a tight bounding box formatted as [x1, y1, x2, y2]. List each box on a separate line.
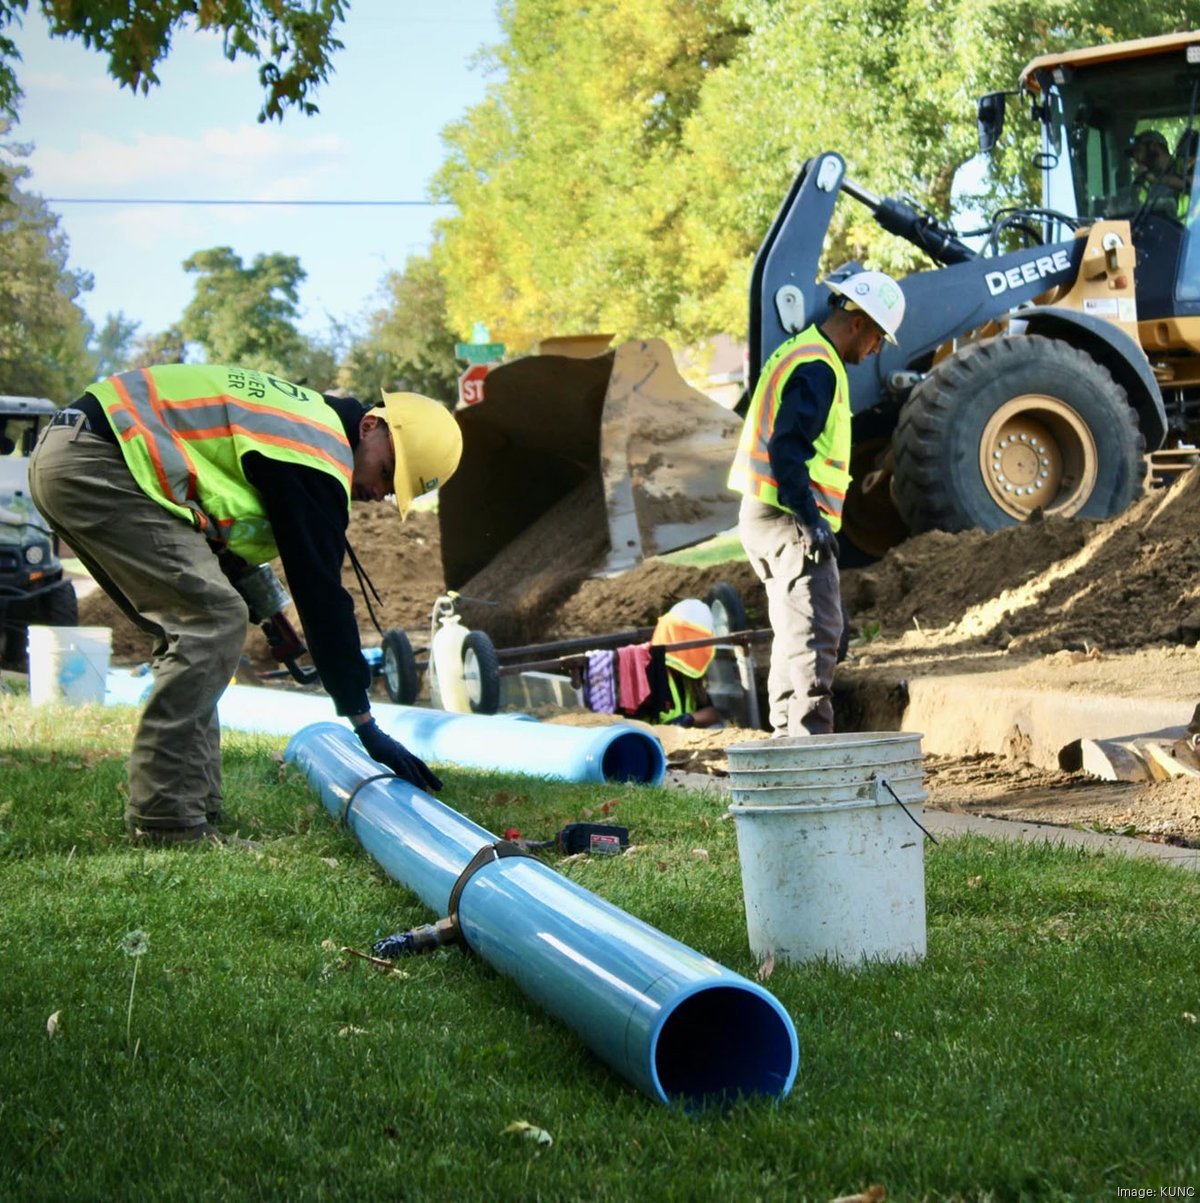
[664, 769, 1200, 872]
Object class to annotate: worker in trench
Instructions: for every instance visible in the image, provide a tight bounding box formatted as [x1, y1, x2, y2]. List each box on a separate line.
[728, 269, 906, 736]
[27, 365, 462, 846]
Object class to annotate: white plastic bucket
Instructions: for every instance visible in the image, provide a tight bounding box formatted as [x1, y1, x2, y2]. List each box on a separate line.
[727, 732, 928, 966]
[27, 625, 113, 706]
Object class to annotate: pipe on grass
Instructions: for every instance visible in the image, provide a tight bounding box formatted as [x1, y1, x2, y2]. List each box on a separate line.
[285, 722, 798, 1107]
[102, 672, 665, 786]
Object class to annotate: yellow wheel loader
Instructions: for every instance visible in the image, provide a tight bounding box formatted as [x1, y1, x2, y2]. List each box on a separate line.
[440, 31, 1200, 587]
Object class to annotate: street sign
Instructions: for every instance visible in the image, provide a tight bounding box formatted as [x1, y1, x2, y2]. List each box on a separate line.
[457, 362, 494, 408]
[455, 342, 506, 364]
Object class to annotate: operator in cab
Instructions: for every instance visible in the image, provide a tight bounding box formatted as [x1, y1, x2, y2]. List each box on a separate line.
[728, 269, 905, 737]
[28, 365, 462, 846]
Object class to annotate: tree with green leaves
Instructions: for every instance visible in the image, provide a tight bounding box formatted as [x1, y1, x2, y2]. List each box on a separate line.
[180, 245, 311, 379]
[90, 310, 140, 379]
[338, 254, 460, 404]
[0, 0, 347, 122]
[435, 0, 1195, 347]
[0, 131, 93, 400]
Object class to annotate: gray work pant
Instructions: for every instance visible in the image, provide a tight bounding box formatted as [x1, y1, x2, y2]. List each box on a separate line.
[28, 422, 248, 829]
[738, 496, 843, 736]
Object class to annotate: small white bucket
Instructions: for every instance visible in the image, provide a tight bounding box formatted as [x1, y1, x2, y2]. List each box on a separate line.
[26, 625, 113, 707]
[728, 732, 928, 966]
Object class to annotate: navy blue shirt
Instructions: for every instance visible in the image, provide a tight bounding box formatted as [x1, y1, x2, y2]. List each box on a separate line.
[768, 356, 840, 528]
[242, 394, 373, 718]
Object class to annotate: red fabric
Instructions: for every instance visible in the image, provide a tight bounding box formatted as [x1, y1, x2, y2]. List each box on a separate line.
[617, 642, 653, 714]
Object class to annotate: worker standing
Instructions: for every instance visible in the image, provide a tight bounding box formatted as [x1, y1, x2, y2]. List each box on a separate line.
[728, 270, 905, 736]
[28, 364, 462, 845]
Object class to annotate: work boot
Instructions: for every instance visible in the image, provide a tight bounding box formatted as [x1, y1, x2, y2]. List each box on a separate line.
[129, 822, 260, 851]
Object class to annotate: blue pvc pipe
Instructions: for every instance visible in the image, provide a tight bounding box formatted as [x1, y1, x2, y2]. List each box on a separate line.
[102, 672, 666, 786]
[285, 722, 799, 1106]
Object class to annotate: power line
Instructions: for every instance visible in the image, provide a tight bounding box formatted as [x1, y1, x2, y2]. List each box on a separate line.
[45, 197, 454, 207]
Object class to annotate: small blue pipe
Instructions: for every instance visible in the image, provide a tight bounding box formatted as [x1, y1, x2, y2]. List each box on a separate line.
[103, 672, 666, 786]
[285, 722, 799, 1107]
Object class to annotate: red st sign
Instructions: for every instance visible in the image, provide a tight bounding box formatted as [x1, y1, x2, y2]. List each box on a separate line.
[457, 362, 492, 408]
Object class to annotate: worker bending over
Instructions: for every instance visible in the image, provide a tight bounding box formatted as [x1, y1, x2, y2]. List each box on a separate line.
[729, 269, 905, 736]
[28, 365, 462, 845]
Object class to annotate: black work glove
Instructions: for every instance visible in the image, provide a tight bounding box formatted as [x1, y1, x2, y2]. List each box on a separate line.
[800, 515, 839, 564]
[667, 713, 696, 727]
[356, 719, 443, 792]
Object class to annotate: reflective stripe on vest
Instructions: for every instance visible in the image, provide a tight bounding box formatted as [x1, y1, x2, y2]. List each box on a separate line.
[727, 325, 852, 531]
[89, 365, 353, 562]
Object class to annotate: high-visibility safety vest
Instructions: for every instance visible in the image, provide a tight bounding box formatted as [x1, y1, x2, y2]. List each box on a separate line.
[727, 325, 852, 531]
[658, 671, 699, 725]
[87, 364, 354, 563]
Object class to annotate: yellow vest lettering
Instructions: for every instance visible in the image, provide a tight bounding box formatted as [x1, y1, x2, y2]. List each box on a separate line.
[87, 364, 354, 562]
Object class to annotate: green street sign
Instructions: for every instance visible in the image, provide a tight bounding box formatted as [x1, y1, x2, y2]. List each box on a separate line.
[455, 342, 505, 364]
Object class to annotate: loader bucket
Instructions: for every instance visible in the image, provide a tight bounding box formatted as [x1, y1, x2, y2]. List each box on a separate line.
[438, 339, 743, 592]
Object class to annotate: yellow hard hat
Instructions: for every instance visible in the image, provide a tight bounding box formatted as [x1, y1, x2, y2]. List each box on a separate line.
[378, 391, 463, 518]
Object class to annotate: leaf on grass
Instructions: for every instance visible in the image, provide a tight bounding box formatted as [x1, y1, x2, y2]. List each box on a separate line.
[757, 954, 775, 981]
[321, 939, 339, 951]
[831, 1187, 886, 1203]
[502, 1120, 553, 1149]
[1184, 1012, 1197, 1024]
[337, 1025, 368, 1037]
[320, 857, 339, 868]
[657, 861, 670, 872]
[690, 848, 709, 860]
[599, 799, 620, 815]
[967, 875, 983, 888]
[46, 1010, 61, 1038]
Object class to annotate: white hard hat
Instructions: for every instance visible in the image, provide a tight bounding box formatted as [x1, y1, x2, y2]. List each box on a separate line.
[825, 270, 906, 344]
[668, 598, 714, 632]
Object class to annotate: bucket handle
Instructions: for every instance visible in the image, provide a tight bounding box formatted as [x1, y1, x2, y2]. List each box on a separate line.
[874, 774, 938, 845]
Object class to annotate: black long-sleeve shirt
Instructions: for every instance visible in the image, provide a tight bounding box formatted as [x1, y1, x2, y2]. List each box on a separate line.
[242, 393, 372, 717]
[768, 357, 839, 528]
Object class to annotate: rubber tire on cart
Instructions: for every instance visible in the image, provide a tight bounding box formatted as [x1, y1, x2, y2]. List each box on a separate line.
[705, 582, 748, 637]
[381, 628, 420, 705]
[892, 335, 1145, 534]
[462, 630, 501, 715]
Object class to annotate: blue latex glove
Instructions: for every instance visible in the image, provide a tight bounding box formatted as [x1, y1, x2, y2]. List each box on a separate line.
[356, 719, 443, 792]
[800, 515, 839, 564]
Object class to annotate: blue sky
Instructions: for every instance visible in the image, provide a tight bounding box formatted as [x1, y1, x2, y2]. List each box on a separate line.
[9, 1, 502, 342]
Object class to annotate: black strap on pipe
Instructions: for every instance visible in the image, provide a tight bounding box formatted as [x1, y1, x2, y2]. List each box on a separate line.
[340, 772, 399, 826]
[445, 839, 536, 952]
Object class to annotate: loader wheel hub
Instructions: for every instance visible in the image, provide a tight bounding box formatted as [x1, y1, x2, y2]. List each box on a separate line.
[979, 395, 1098, 520]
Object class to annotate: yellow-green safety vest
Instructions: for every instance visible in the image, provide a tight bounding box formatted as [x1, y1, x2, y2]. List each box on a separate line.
[87, 364, 354, 563]
[727, 325, 852, 531]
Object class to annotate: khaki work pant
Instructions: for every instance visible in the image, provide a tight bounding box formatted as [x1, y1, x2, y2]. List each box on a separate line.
[28, 422, 248, 830]
[738, 496, 843, 736]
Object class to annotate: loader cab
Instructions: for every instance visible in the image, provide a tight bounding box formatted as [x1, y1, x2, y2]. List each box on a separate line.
[1018, 34, 1200, 324]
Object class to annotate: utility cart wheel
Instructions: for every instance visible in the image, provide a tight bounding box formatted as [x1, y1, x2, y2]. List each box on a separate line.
[381, 629, 420, 705]
[39, 579, 78, 626]
[462, 630, 501, 715]
[705, 582, 748, 637]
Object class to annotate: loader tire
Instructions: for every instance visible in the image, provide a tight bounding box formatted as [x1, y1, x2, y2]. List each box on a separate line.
[381, 629, 420, 705]
[462, 631, 501, 715]
[893, 335, 1144, 533]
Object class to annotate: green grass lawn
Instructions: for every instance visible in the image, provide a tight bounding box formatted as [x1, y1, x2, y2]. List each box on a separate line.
[2, 693, 1198, 1202]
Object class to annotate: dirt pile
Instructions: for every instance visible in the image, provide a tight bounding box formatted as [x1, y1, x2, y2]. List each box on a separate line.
[81, 465, 1200, 665]
[843, 468, 1200, 657]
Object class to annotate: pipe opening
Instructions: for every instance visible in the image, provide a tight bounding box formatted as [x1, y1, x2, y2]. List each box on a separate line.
[600, 731, 666, 785]
[653, 986, 797, 1104]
